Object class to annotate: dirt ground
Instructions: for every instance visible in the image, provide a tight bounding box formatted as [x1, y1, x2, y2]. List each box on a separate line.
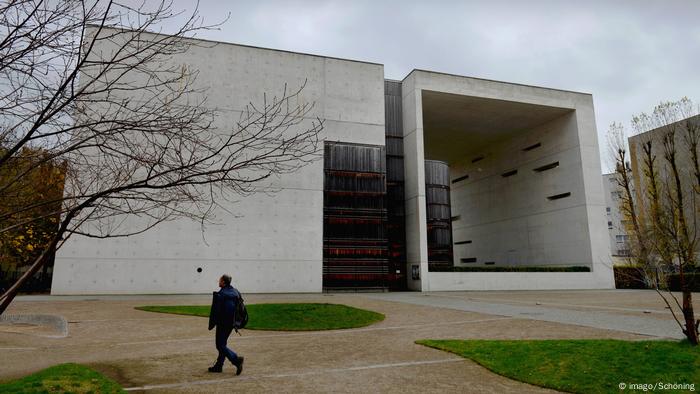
[0, 290, 681, 393]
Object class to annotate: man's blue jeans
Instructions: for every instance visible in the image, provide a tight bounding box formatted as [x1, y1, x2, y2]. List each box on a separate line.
[215, 325, 238, 366]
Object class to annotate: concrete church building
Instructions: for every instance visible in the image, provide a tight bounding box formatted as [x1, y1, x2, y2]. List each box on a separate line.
[52, 29, 614, 294]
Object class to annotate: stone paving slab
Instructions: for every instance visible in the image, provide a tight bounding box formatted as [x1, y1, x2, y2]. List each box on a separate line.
[364, 290, 692, 339]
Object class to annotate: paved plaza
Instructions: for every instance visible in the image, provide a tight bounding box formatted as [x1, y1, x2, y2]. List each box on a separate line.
[1, 290, 695, 393]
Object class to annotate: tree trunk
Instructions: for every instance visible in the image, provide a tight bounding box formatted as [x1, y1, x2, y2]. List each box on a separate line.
[0, 251, 50, 315]
[0, 224, 66, 315]
[682, 290, 699, 345]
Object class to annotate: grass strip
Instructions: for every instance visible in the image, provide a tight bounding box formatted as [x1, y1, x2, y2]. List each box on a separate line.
[416, 339, 700, 394]
[136, 303, 385, 331]
[0, 363, 124, 393]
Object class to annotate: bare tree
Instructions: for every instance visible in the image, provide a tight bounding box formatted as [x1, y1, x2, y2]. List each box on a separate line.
[0, 0, 323, 314]
[608, 98, 699, 344]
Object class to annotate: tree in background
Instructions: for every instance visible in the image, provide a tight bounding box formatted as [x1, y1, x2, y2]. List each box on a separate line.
[609, 97, 699, 344]
[0, 147, 65, 278]
[0, 1, 323, 314]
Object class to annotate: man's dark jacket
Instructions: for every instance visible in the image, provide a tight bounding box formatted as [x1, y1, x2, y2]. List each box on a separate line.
[208, 285, 240, 330]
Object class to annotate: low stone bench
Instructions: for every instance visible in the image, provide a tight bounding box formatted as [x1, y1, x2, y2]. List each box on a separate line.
[0, 313, 68, 338]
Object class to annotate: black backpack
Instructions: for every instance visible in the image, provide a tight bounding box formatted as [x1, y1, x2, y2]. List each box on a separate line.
[233, 294, 248, 333]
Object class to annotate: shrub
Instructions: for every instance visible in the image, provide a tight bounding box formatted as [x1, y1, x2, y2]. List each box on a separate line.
[613, 265, 648, 289]
[667, 273, 700, 292]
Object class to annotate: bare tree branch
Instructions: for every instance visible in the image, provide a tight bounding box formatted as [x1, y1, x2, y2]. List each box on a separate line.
[0, 1, 323, 314]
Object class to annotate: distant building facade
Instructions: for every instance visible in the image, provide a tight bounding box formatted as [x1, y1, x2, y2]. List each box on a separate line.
[602, 173, 631, 264]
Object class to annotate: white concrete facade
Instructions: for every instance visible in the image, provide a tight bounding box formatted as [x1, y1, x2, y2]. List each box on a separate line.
[400, 71, 613, 291]
[52, 31, 614, 294]
[52, 30, 385, 294]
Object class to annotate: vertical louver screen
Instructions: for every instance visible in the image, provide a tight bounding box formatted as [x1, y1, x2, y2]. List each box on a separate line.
[323, 142, 389, 289]
[425, 160, 454, 270]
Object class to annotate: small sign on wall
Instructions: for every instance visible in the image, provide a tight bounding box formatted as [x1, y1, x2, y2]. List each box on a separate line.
[411, 264, 420, 280]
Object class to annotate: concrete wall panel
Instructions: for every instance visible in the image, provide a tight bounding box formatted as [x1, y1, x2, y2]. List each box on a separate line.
[428, 271, 613, 291]
[53, 29, 384, 294]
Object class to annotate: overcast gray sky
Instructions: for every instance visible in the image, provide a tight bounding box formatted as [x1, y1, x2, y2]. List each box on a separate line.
[168, 0, 700, 173]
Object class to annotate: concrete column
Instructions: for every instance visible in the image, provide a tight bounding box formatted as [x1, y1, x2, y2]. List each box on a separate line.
[574, 97, 615, 287]
[402, 80, 429, 291]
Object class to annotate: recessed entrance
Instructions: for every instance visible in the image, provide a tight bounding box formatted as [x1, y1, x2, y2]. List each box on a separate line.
[420, 89, 580, 270]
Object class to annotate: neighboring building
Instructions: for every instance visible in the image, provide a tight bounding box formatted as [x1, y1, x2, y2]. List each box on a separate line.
[628, 114, 700, 256]
[602, 173, 632, 264]
[629, 115, 700, 194]
[51, 28, 614, 294]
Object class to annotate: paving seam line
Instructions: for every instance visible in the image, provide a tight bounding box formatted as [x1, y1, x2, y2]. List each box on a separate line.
[123, 358, 465, 391]
[69, 317, 197, 323]
[428, 294, 671, 315]
[114, 317, 514, 346]
[0, 317, 513, 351]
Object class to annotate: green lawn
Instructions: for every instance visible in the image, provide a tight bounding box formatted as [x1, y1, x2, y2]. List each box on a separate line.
[417, 339, 700, 393]
[136, 303, 385, 331]
[0, 363, 124, 393]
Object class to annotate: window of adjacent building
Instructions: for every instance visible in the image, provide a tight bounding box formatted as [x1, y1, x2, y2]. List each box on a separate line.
[606, 207, 611, 213]
[608, 221, 613, 229]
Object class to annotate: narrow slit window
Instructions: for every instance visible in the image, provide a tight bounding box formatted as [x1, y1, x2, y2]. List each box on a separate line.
[471, 156, 484, 163]
[454, 240, 472, 245]
[451, 215, 461, 221]
[501, 169, 518, 178]
[523, 142, 542, 151]
[461, 257, 477, 263]
[452, 174, 469, 184]
[533, 161, 559, 172]
[547, 192, 571, 200]
[484, 261, 495, 265]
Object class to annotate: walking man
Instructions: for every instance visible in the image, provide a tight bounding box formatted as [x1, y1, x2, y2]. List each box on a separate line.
[208, 274, 244, 374]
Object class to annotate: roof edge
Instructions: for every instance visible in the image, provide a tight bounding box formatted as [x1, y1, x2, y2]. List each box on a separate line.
[403, 69, 593, 96]
[85, 24, 384, 68]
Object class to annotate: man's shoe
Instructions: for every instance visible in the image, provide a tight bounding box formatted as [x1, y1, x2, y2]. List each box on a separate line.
[208, 365, 223, 373]
[233, 356, 244, 375]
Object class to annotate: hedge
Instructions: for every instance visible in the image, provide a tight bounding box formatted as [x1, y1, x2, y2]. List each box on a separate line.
[667, 273, 700, 292]
[613, 266, 700, 291]
[613, 265, 648, 289]
[430, 266, 591, 272]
